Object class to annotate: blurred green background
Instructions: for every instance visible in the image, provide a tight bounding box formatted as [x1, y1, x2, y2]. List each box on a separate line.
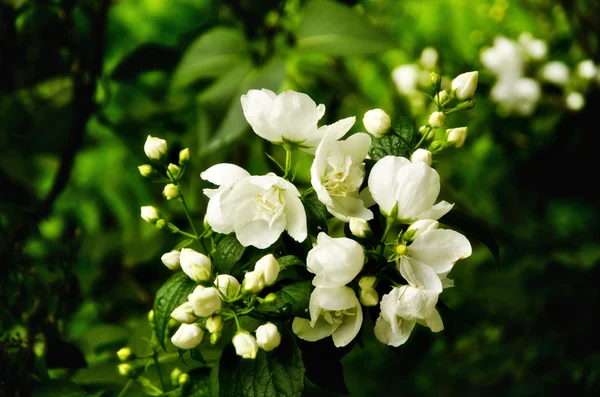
[1, 0, 599, 396]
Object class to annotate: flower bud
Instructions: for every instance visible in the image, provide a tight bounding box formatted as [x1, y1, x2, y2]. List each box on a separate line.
[233, 331, 259, 359]
[170, 302, 196, 324]
[243, 271, 265, 295]
[118, 363, 135, 377]
[576, 60, 597, 80]
[349, 217, 371, 238]
[420, 46, 439, 70]
[179, 148, 190, 165]
[167, 163, 181, 180]
[363, 109, 391, 138]
[254, 254, 279, 286]
[436, 90, 449, 106]
[566, 92, 585, 111]
[163, 183, 180, 200]
[359, 275, 376, 291]
[451, 71, 478, 100]
[141, 206, 159, 224]
[404, 219, 439, 241]
[170, 368, 183, 387]
[396, 244, 407, 256]
[144, 135, 167, 161]
[445, 127, 468, 148]
[178, 373, 191, 386]
[392, 64, 420, 95]
[418, 125, 428, 135]
[210, 332, 220, 345]
[264, 292, 276, 303]
[410, 149, 432, 166]
[188, 286, 221, 317]
[214, 274, 241, 299]
[206, 315, 223, 334]
[155, 219, 166, 230]
[138, 164, 158, 178]
[171, 323, 204, 350]
[541, 61, 570, 86]
[256, 323, 281, 352]
[359, 288, 379, 307]
[428, 111, 446, 128]
[117, 347, 133, 362]
[161, 251, 181, 270]
[180, 248, 212, 282]
[148, 310, 154, 324]
[429, 71, 440, 87]
[428, 140, 446, 153]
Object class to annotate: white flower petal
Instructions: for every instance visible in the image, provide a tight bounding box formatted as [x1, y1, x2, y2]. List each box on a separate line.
[241, 89, 281, 142]
[368, 156, 410, 215]
[312, 286, 358, 312]
[395, 162, 440, 222]
[328, 195, 374, 222]
[407, 229, 472, 274]
[332, 304, 363, 347]
[425, 308, 444, 332]
[235, 216, 286, 249]
[200, 163, 250, 187]
[292, 317, 337, 342]
[282, 190, 307, 243]
[374, 315, 416, 347]
[307, 234, 364, 288]
[416, 201, 454, 221]
[391, 285, 438, 321]
[398, 256, 443, 293]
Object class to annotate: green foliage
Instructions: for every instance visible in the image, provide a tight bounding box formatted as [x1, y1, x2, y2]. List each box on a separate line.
[368, 119, 415, 160]
[301, 194, 329, 235]
[154, 272, 197, 348]
[213, 235, 246, 275]
[257, 281, 312, 318]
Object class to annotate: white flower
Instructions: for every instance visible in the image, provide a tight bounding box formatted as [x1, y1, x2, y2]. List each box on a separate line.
[541, 61, 570, 86]
[179, 148, 190, 164]
[255, 323, 281, 351]
[254, 254, 280, 286]
[163, 184, 180, 200]
[445, 127, 468, 148]
[404, 219, 439, 241]
[481, 37, 523, 80]
[180, 248, 212, 282]
[307, 233, 364, 288]
[491, 78, 541, 116]
[363, 109, 391, 138]
[566, 92, 585, 111]
[392, 64, 420, 95]
[200, 163, 251, 234]
[233, 331, 259, 359]
[368, 156, 453, 223]
[144, 136, 167, 161]
[410, 149, 432, 165]
[292, 286, 363, 347]
[420, 47, 439, 70]
[349, 217, 371, 238]
[214, 274, 241, 299]
[141, 206, 159, 223]
[215, 173, 307, 248]
[171, 323, 204, 350]
[188, 286, 221, 317]
[311, 121, 373, 222]
[170, 302, 196, 324]
[405, 228, 472, 275]
[241, 89, 335, 153]
[518, 32, 547, 61]
[451, 71, 479, 100]
[428, 111, 446, 128]
[161, 251, 181, 270]
[576, 60, 597, 80]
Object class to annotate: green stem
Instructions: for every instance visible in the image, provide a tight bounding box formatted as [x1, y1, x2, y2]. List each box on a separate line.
[231, 311, 242, 331]
[176, 229, 198, 240]
[179, 194, 198, 238]
[414, 126, 431, 149]
[378, 218, 394, 255]
[301, 186, 314, 199]
[117, 379, 135, 397]
[282, 143, 293, 179]
[152, 348, 166, 392]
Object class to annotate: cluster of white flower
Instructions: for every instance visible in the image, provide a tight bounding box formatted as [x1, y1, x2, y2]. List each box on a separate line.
[139, 79, 477, 360]
[481, 33, 598, 115]
[392, 47, 442, 111]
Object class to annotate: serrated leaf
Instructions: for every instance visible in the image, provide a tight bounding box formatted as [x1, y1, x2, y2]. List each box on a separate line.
[174, 239, 195, 251]
[218, 333, 304, 397]
[257, 281, 311, 318]
[295, 0, 396, 56]
[213, 235, 246, 275]
[110, 44, 181, 81]
[302, 194, 329, 235]
[369, 134, 411, 161]
[154, 272, 197, 349]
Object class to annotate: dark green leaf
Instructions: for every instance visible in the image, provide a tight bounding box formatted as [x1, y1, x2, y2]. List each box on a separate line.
[295, 0, 396, 55]
[32, 380, 90, 397]
[166, 368, 212, 397]
[174, 239, 195, 251]
[439, 209, 500, 265]
[302, 194, 329, 235]
[277, 255, 305, 271]
[191, 345, 206, 364]
[296, 338, 352, 395]
[369, 134, 412, 161]
[213, 235, 246, 275]
[257, 281, 311, 318]
[218, 333, 304, 397]
[154, 272, 197, 348]
[110, 44, 181, 81]
[45, 340, 86, 369]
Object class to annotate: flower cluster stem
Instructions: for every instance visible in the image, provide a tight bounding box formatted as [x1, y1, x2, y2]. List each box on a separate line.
[282, 143, 293, 179]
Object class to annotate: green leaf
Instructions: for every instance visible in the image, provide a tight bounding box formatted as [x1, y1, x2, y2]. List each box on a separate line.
[302, 194, 329, 235]
[172, 27, 247, 89]
[213, 235, 246, 275]
[174, 239, 195, 251]
[218, 334, 305, 397]
[154, 272, 197, 348]
[167, 368, 212, 397]
[32, 380, 90, 397]
[295, 0, 396, 56]
[110, 44, 181, 81]
[257, 281, 311, 318]
[369, 134, 411, 161]
[277, 255, 305, 271]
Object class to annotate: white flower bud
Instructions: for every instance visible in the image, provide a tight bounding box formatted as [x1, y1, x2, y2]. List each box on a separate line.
[243, 270, 265, 294]
[141, 206, 159, 224]
[404, 219, 439, 241]
[436, 90, 449, 105]
[410, 149, 432, 166]
[138, 164, 157, 178]
[254, 254, 279, 286]
[445, 127, 468, 148]
[163, 184, 180, 200]
[116, 347, 133, 362]
[428, 111, 446, 128]
[363, 109, 391, 138]
[180, 248, 212, 282]
[358, 275, 376, 291]
[541, 61, 570, 86]
[233, 331, 258, 359]
[359, 288, 379, 307]
[214, 274, 241, 299]
[206, 315, 223, 334]
[349, 217, 371, 238]
[451, 71, 478, 100]
[420, 47, 439, 70]
[576, 60, 597, 80]
[161, 251, 181, 270]
[118, 363, 135, 377]
[188, 286, 221, 317]
[167, 163, 181, 179]
[171, 323, 204, 350]
[566, 92, 585, 111]
[144, 135, 167, 161]
[255, 323, 281, 351]
[170, 302, 196, 324]
[179, 148, 190, 165]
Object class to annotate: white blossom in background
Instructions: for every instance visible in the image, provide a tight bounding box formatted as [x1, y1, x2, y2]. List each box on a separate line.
[188, 285, 221, 317]
[576, 60, 597, 80]
[307, 233, 364, 288]
[141, 206, 160, 224]
[241, 89, 339, 154]
[214, 274, 241, 299]
[491, 77, 541, 116]
[363, 109, 391, 138]
[233, 332, 259, 359]
[541, 61, 570, 86]
[518, 32, 547, 61]
[566, 92, 585, 111]
[392, 64, 420, 95]
[419, 47, 439, 70]
[161, 251, 181, 270]
[171, 323, 204, 350]
[170, 302, 196, 324]
[481, 36, 524, 80]
[255, 323, 281, 351]
[292, 286, 363, 347]
[144, 135, 167, 161]
[311, 120, 373, 222]
[368, 156, 453, 223]
[180, 248, 212, 282]
[451, 71, 479, 100]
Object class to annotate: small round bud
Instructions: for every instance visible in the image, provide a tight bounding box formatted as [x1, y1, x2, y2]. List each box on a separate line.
[206, 315, 223, 335]
[428, 140, 446, 153]
[171, 323, 205, 350]
[436, 90, 449, 106]
[179, 148, 190, 165]
[451, 71, 478, 100]
[242, 271, 264, 295]
[170, 368, 183, 387]
[178, 373, 191, 386]
[264, 292, 277, 303]
[163, 184, 180, 200]
[445, 127, 468, 148]
[170, 302, 196, 324]
[420, 46, 439, 70]
[188, 286, 221, 317]
[144, 136, 167, 161]
[410, 149, 432, 166]
[214, 274, 241, 299]
[180, 248, 212, 282]
[138, 165, 158, 178]
[148, 310, 154, 324]
[541, 61, 570, 86]
[396, 244, 407, 256]
[349, 217, 371, 238]
[428, 111, 446, 128]
[359, 288, 379, 307]
[117, 347, 133, 362]
[210, 333, 220, 345]
[161, 251, 181, 270]
[358, 275, 376, 291]
[233, 331, 258, 359]
[167, 163, 181, 180]
[254, 254, 280, 286]
[576, 60, 597, 80]
[256, 323, 281, 352]
[566, 92, 585, 111]
[418, 125, 428, 135]
[363, 109, 391, 138]
[155, 219, 166, 230]
[430, 71, 441, 86]
[118, 363, 135, 377]
[141, 206, 159, 224]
